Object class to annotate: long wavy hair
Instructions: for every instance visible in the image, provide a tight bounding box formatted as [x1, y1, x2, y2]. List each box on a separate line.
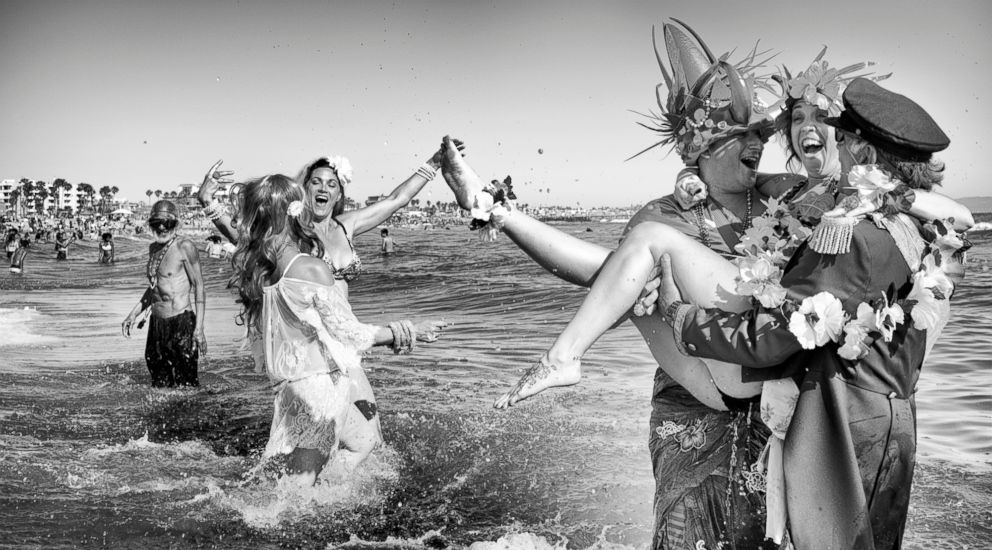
[297, 157, 347, 217]
[228, 174, 325, 332]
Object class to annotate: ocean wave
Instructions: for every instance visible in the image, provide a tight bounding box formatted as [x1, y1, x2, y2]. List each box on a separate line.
[0, 307, 60, 347]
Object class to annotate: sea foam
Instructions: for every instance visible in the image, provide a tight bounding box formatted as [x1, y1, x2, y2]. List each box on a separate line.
[0, 307, 60, 347]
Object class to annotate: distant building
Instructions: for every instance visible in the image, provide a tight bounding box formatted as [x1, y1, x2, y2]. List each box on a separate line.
[0, 179, 81, 217]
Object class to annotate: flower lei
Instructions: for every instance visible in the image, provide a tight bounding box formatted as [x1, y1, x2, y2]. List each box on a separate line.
[469, 176, 516, 241]
[732, 176, 966, 359]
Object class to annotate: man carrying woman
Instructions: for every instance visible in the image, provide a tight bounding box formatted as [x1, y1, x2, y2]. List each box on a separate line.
[656, 77, 966, 549]
[440, 20, 781, 549]
[440, 20, 971, 549]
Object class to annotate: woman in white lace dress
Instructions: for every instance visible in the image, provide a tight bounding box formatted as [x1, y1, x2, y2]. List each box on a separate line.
[227, 173, 446, 484]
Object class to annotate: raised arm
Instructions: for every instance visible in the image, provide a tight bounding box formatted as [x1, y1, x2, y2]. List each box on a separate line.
[343, 141, 465, 237]
[196, 159, 239, 244]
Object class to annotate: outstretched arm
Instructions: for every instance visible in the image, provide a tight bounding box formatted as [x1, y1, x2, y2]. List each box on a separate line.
[343, 141, 465, 237]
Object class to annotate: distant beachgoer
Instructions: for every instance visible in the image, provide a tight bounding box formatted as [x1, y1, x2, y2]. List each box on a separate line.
[121, 200, 206, 388]
[9, 239, 29, 274]
[380, 228, 395, 254]
[54, 231, 75, 261]
[5, 229, 19, 259]
[205, 235, 225, 259]
[98, 233, 115, 264]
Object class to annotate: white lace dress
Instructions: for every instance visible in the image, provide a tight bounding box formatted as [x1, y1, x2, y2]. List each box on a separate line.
[259, 263, 378, 458]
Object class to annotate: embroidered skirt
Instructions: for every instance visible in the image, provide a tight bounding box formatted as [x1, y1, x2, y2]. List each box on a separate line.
[264, 372, 351, 458]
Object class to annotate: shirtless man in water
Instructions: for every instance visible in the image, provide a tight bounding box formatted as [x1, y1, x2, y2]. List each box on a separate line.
[122, 200, 206, 387]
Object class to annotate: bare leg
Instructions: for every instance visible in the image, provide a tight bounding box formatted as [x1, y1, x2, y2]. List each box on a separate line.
[284, 447, 328, 487]
[337, 368, 382, 471]
[495, 221, 753, 408]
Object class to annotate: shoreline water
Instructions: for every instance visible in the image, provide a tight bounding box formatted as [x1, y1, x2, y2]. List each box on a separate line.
[1, 223, 990, 548]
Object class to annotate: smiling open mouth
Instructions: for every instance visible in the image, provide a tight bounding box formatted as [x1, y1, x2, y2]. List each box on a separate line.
[801, 136, 824, 155]
[740, 150, 761, 170]
[314, 194, 330, 206]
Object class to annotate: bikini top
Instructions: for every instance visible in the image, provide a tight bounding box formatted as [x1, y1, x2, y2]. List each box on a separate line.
[322, 219, 363, 282]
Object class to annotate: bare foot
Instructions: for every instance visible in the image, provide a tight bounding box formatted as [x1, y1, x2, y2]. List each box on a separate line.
[493, 355, 582, 409]
[440, 135, 486, 210]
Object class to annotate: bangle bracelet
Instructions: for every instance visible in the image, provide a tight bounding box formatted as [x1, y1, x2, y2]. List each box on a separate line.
[415, 163, 437, 181]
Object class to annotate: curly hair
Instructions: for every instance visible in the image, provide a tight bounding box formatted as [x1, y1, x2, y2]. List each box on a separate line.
[228, 174, 325, 333]
[847, 137, 945, 191]
[298, 157, 347, 217]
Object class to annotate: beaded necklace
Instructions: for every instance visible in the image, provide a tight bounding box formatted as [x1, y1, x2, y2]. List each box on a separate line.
[691, 188, 752, 248]
[146, 237, 177, 288]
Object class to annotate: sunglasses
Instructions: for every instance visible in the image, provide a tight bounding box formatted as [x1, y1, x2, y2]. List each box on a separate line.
[148, 219, 178, 232]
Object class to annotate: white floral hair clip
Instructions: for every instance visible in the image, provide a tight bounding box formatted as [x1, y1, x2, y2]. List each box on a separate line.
[327, 156, 353, 185]
[287, 200, 304, 218]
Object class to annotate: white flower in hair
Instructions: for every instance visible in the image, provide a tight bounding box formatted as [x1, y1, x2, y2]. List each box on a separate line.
[287, 200, 304, 217]
[328, 156, 353, 184]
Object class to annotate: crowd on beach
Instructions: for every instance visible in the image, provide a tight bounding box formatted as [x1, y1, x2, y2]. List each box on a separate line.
[8, 18, 985, 550]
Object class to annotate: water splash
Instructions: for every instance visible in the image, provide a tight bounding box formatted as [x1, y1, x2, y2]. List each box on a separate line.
[0, 307, 60, 347]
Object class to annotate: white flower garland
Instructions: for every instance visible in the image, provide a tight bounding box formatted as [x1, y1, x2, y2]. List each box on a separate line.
[732, 182, 961, 361]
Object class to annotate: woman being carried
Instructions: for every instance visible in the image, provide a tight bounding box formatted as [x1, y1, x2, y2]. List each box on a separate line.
[494, 50, 972, 409]
[226, 171, 446, 485]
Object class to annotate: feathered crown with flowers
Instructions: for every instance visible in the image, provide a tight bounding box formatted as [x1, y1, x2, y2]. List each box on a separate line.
[632, 18, 777, 164]
[768, 47, 891, 116]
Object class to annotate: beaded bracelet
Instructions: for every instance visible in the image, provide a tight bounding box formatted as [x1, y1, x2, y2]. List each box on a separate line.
[202, 200, 226, 221]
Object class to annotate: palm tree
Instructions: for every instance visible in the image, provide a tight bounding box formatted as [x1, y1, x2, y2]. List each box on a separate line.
[98, 185, 112, 214]
[20, 179, 34, 212]
[155, 189, 163, 200]
[34, 184, 49, 215]
[146, 189, 153, 204]
[76, 183, 95, 213]
[8, 188, 21, 217]
[51, 178, 70, 213]
[110, 186, 120, 211]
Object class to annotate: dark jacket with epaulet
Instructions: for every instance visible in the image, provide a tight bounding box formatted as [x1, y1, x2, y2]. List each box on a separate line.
[676, 218, 927, 549]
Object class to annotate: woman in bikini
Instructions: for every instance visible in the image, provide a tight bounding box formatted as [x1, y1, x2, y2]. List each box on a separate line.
[226, 173, 445, 484]
[98, 232, 115, 264]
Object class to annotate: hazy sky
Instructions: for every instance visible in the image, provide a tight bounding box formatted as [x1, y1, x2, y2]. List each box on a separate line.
[2, 0, 990, 206]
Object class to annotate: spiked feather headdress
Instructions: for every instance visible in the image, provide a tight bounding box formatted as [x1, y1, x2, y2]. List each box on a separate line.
[632, 19, 777, 164]
[769, 46, 891, 117]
